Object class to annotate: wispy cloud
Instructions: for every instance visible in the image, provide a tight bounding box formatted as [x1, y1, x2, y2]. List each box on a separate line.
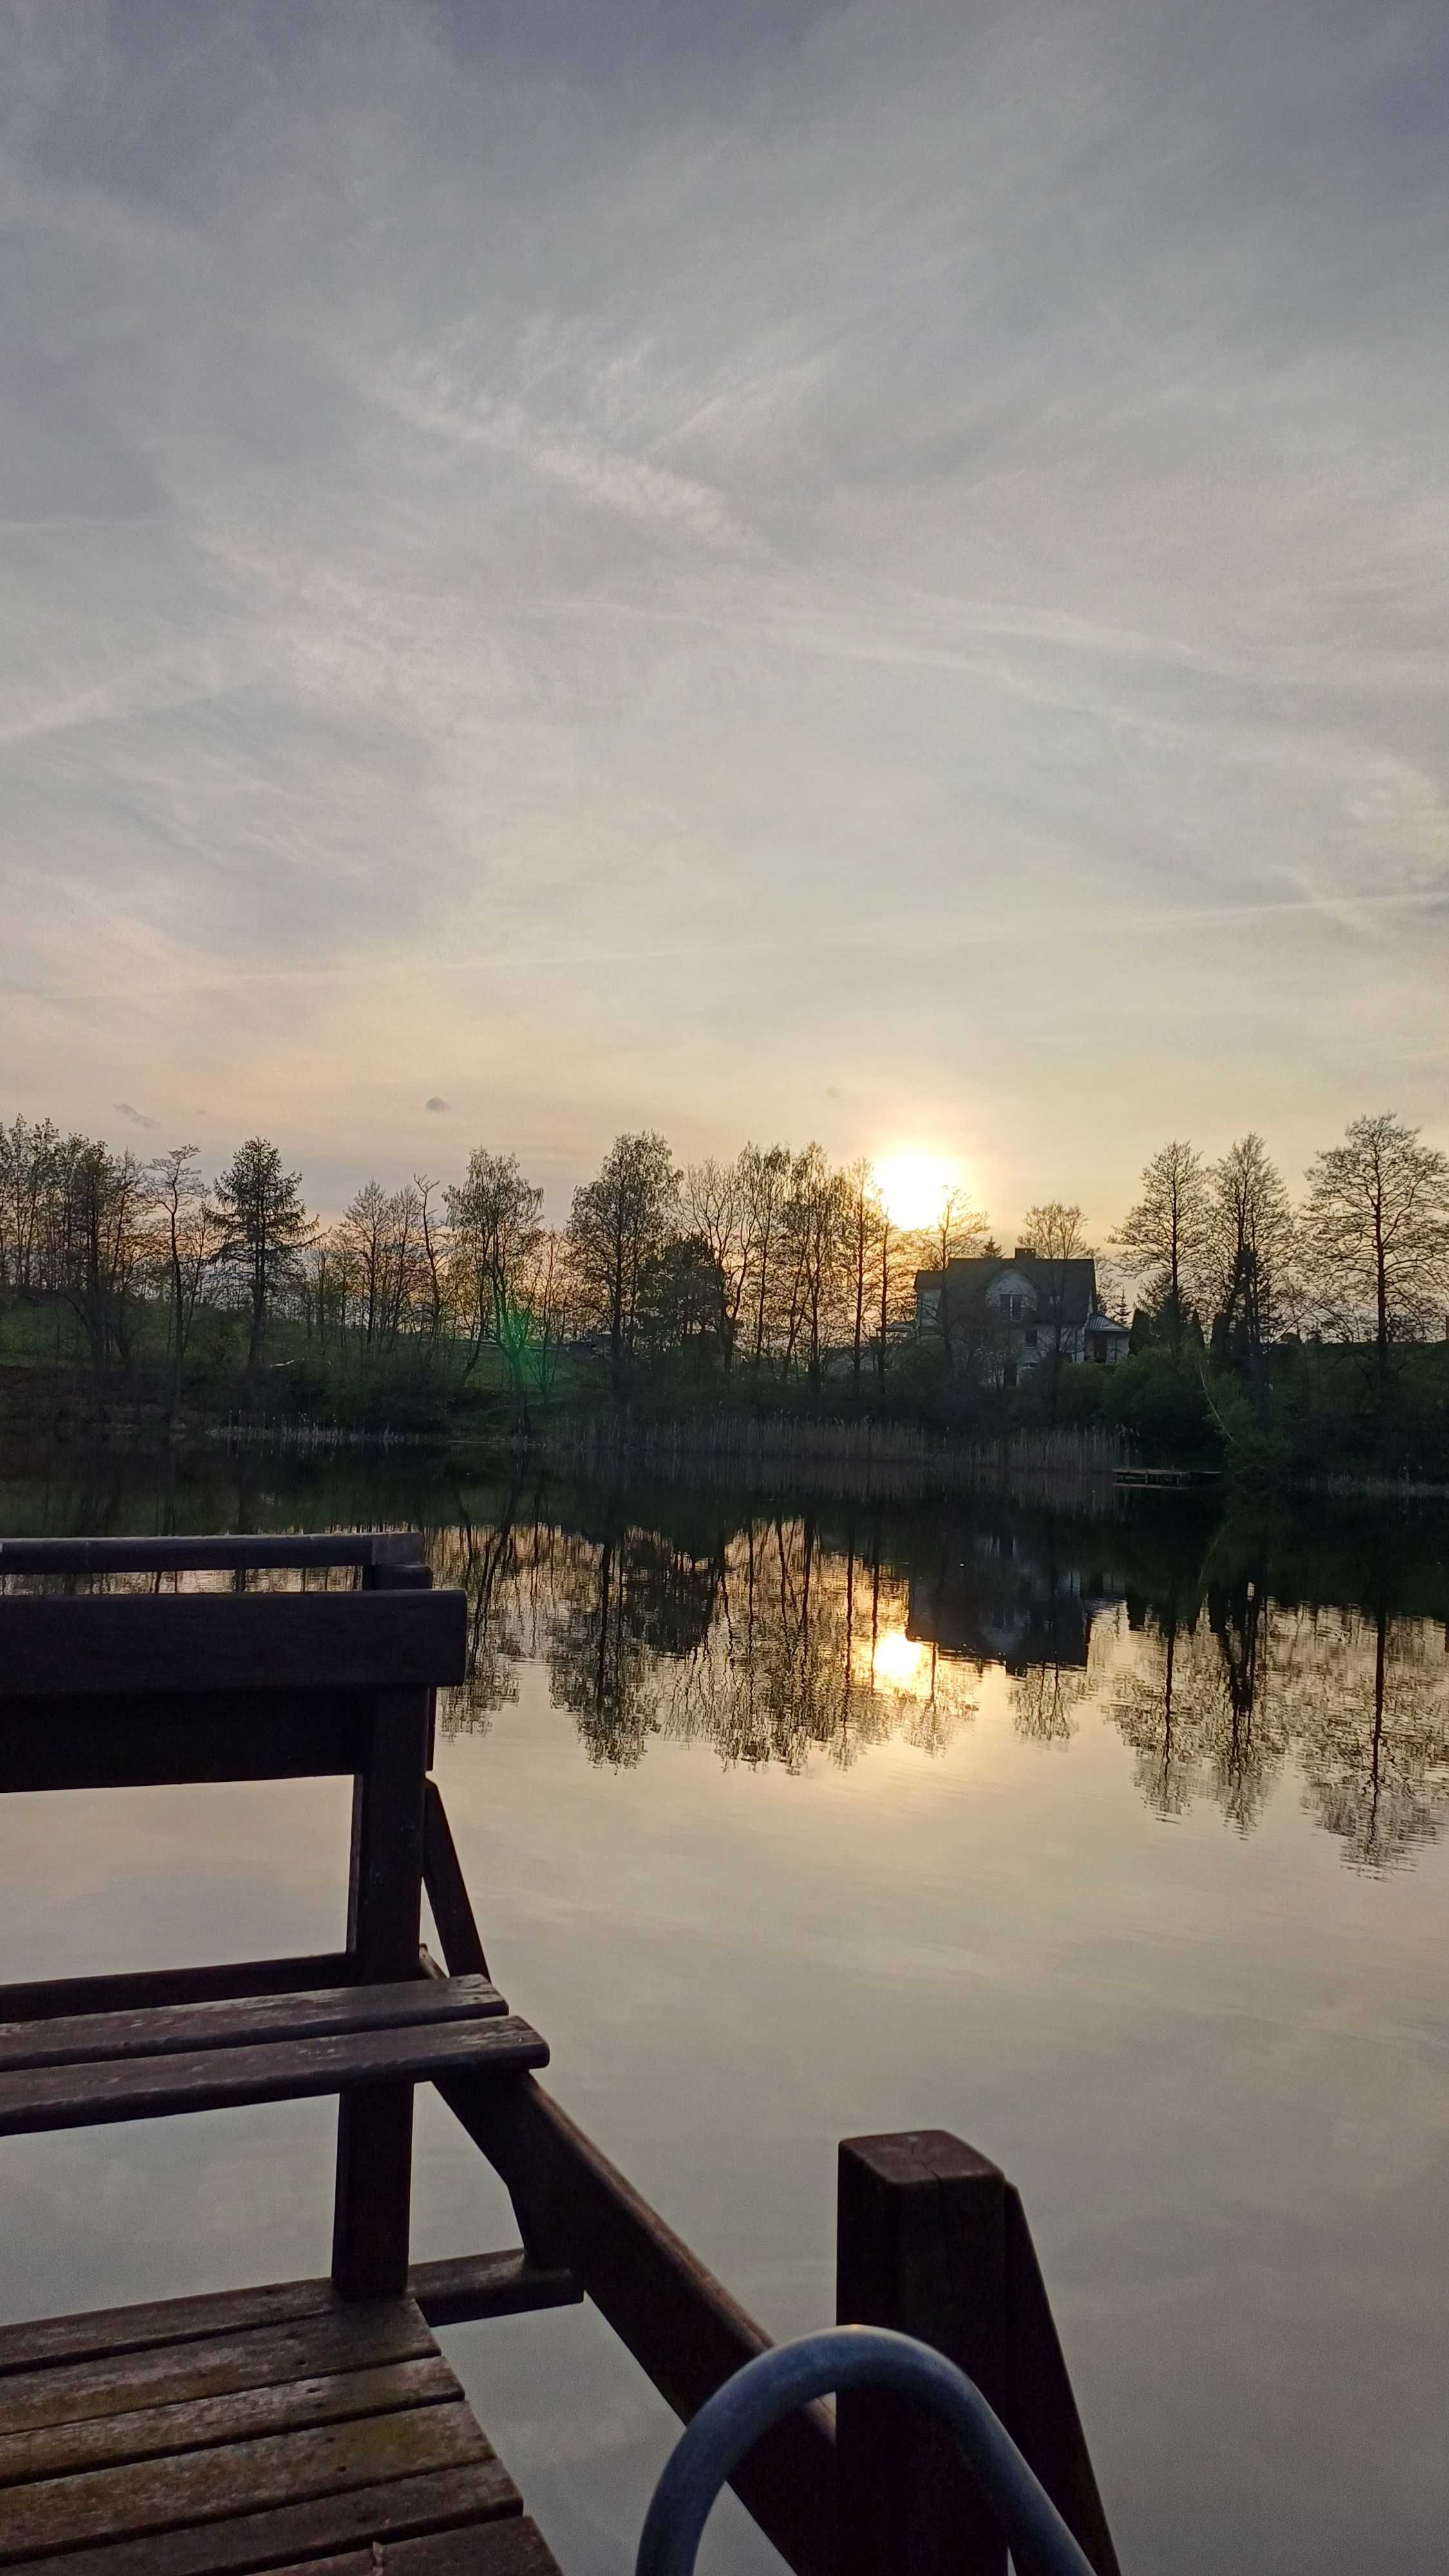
[111, 1101, 158, 1130]
[0, 0, 1445, 1219]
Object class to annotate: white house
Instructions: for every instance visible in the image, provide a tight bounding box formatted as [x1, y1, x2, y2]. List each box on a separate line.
[914, 1247, 1130, 1383]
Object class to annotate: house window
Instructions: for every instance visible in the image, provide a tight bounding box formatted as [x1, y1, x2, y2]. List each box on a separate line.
[1090, 1334, 1109, 1363]
[1024, 1327, 1037, 1349]
[1003, 1293, 1023, 1320]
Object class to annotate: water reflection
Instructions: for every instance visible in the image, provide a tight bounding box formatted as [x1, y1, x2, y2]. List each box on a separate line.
[433, 1512, 978, 1770]
[4, 1441, 1448, 1872]
[429, 1482, 1449, 1870]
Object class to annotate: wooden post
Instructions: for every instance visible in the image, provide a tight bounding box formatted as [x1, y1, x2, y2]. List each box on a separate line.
[422, 1779, 489, 1979]
[1002, 2186, 1122, 2576]
[836, 2130, 1009, 2576]
[332, 1562, 434, 2299]
[836, 2132, 1121, 2576]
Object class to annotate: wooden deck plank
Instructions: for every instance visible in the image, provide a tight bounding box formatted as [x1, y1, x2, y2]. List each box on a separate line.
[0, 1954, 358, 2027]
[0, 2012, 547, 2137]
[278, 2515, 564, 2575]
[0, 2257, 573, 2400]
[0, 1976, 505, 2077]
[0, 1591, 466, 1701]
[24, 2459, 521, 2575]
[0, 2306, 437, 2439]
[0, 2281, 347, 2382]
[0, 2398, 491, 2562]
[0, 2353, 459, 2486]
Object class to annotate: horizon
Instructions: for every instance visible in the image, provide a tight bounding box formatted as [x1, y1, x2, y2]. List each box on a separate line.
[0, 1090, 1410, 1274]
[3, 1, 1447, 1229]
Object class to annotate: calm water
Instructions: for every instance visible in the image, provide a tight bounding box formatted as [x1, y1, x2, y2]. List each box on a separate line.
[1, 1445, 1448, 2575]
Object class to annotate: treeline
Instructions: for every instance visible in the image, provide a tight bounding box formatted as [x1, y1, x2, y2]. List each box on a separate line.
[0, 1123, 961, 1406]
[1115, 1121, 1449, 1368]
[1, 1111, 1446, 1463]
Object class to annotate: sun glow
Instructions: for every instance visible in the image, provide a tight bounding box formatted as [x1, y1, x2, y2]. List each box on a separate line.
[873, 1150, 966, 1231]
[868, 1626, 932, 1692]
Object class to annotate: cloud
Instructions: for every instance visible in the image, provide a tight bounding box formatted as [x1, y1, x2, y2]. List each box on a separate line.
[0, 0, 1446, 1224]
[112, 1101, 158, 1130]
[425, 1095, 451, 1113]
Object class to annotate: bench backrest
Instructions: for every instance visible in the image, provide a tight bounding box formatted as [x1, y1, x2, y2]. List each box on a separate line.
[0, 1581, 466, 1792]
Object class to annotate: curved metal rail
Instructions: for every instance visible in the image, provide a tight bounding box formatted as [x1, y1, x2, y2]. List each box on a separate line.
[637, 2324, 1099, 2576]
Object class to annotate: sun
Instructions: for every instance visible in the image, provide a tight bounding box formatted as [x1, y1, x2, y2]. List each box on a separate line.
[869, 1626, 931, 1693]
[872, 1150, 965, 1231]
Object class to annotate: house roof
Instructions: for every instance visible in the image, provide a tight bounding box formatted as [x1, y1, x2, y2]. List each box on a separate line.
[915, 1255, 1099, 1327]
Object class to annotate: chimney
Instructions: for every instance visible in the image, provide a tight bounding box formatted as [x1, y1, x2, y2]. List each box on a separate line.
[1012, 1244, 1036, 1262]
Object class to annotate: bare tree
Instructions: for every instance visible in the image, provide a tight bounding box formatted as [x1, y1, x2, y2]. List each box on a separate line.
[44, 1137, 151, 1380]
[779, 1144, 849, 1396]
[1114, 1140, 1211, 1349]
[413, 1173, 447, 1352]
[840, 1159, 886, 1394]
[446, 1149, 546, 1386]
[381, 1184, 425, 1349]
[873, 1198, 918, 1388]
[0, 1115, 63, 1303]
[335, 1182, 393, 1348]
[683, 1157, 750, 1369]
[1019, 1200, 1090, 1413]
[149, 1143, 222, 1407]
[567, 1132, 679, 1383]
[518, 1227, 574, 1396]
[1303, 1112, 1449, 1369]
[737, 1142, 792, 1379]
[924, 1182, 989, 1370]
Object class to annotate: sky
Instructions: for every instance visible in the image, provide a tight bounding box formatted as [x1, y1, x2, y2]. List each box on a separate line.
[1, 0, 1446, 1231]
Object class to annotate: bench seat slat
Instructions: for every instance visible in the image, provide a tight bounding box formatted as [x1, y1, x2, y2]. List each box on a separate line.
[0, 1975, 504, 2076]
[0, 1951, 359, 2026]
[0, 2014, 547, 2137]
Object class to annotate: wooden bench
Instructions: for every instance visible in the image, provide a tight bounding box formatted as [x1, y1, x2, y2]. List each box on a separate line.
[0, 1544, 566, 2573]
[0, 1532, 1125, 2576]
[0, 2279, 556, 2572]
[0, 1974, 545, 2135]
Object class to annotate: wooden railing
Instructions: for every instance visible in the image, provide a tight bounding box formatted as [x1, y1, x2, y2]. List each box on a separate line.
[0, 1528, 1123, 2576]
[0, 1530, 424, 1582]
[419, 1745, 1122, 2576]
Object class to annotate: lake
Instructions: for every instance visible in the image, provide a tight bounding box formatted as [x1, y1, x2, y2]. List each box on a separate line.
[1, 1442, 1447, 2575]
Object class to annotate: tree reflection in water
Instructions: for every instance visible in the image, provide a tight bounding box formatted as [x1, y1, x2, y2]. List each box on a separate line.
[429, 1484, 1449, 1869]
[1110, 1593, 1449, 1865]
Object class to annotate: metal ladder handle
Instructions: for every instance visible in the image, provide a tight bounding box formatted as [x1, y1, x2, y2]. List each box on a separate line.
[636, 2324, 1099, 2576]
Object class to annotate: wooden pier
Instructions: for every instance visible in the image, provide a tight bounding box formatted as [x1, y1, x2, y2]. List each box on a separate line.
[0, 1532, 1121, 2575]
